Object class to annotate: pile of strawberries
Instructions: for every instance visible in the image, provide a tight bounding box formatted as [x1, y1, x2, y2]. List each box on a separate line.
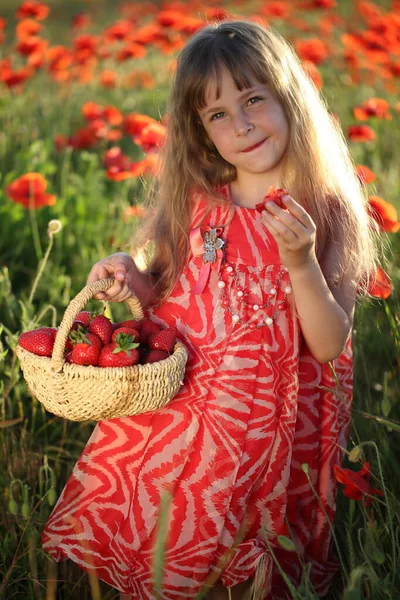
[18, 311, 178, 367]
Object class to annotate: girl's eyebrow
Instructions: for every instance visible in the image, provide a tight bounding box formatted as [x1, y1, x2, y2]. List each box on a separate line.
[201, 87, 265, 117]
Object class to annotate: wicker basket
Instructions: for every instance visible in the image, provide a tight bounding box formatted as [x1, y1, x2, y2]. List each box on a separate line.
[16, 278, 188, 421]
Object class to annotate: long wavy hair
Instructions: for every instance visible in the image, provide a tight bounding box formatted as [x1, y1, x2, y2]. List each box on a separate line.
[131, 19, 385, 306]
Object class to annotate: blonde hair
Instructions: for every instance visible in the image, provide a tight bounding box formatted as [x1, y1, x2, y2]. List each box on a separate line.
[131, 19, 385, 306]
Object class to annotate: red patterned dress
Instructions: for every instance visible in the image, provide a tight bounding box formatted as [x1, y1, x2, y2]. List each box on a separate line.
[42, 183, 353, 599]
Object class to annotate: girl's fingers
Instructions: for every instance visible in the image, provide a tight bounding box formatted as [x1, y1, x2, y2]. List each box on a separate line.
[267, 196, 315, 230]
[100, 282, 132, 303]
[262, 211, 299, 241]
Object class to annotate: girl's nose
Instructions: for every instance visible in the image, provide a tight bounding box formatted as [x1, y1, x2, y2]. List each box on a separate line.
[233, 113, 254, 136]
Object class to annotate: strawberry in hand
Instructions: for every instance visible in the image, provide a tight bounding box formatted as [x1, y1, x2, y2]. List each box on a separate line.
[255, 186, 288, 213]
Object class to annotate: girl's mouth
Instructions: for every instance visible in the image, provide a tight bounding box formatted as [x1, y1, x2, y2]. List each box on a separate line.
[242, 138, 268, 152]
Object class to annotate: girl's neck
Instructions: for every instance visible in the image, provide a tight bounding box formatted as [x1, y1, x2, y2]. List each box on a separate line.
[229, 178, 281, 209]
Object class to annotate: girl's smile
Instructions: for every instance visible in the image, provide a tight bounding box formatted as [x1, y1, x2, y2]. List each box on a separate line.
[241, 137, 268, 152]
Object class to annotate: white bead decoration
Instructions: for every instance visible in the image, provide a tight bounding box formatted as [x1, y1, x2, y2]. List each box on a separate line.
[217, 258, 291, 329]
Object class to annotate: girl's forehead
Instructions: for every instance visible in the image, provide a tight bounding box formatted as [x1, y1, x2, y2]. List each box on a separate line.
[203, 67, 263, 103]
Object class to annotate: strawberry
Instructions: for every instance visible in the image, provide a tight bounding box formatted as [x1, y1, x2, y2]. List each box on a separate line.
[112, 327, 140, 343]
[99, 340, 140, 367]
[144, 349, 170, 364]
[139, 319, 162, 345]
[75, 311, 94, 328]
[148, 326, 177, 353]
[70, 332, 103, 366]
[89, 314, 113, 345]
[255, 186, 288, 213]
[112, 319, 141, 332]
[18, 328, 57, 357]
[65, 320, 86, 352]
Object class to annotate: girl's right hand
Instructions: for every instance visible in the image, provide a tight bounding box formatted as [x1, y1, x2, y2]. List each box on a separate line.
[86, 252, 136, 302]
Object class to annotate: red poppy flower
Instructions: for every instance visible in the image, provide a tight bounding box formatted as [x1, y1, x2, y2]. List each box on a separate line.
[72, 14, 92, 30]
[0, 18, 6, 44]
[155, 10, 184, 28]
[353, 98, 392, 120]
[103, 147, 158, 181]
[122, 205, 147, 221]
[103, 147, 131, 170]
[6, 173, 56, 209]
[348, 124, 376, 142]
[300, 0, 336, 8]
[334, 462, 384, 507]
[356, 165, 376, 184]
[131, 23, 164, 46]
[302, 61, 323, 89]
[116, 43, 147, 62]
[260, 2, 291, 19]
[66, 127, 98, 150]
[103, 106, 123, 126]
[0, 59, 32, 89]
[367, 266, 392, 299]
[81, 102, 123, 127]
[16, 18, 42, 40]
[124, 70, 155, 89]
[103, 20, 133, 42]
[123, 113, 159, 137]
[133, 122, 166, 153]
[99, 70, 117, 88]
[204, 8, 231, 22]
[16, 2, 50, 21]
[295, 38, 329, 65]
[368, 196, 400, 233]
[171, 16, 205, 36]
[16, 36, 47, 56]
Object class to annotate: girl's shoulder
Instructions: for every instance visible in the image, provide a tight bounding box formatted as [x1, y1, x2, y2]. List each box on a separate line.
[189, 184, 232, 230]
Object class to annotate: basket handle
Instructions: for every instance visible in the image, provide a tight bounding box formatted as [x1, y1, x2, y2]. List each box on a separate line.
[51, 278, 144, 373]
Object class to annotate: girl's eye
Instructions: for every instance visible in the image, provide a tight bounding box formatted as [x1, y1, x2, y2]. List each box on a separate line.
[210, 111, 225, 121]
[248, 96, 262, 105]
[209, 97, 263, 121]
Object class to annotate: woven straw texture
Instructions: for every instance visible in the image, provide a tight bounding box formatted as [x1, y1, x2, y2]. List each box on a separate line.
[16, 278, 188, 421]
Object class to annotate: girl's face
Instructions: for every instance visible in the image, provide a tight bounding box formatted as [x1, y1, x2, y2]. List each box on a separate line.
[198, 67, 289, 187]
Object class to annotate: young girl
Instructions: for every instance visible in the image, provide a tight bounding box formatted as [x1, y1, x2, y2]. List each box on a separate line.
[42, 19, 381, 600]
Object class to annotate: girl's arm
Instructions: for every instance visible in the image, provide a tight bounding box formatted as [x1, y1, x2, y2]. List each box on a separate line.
[260, 196, 357, 363]
[287, 248, 356, 363]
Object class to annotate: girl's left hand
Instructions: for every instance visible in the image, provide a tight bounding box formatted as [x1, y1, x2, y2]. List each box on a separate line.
[260, 194, 317, 270]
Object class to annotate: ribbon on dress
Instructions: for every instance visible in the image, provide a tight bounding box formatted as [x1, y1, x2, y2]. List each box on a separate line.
[190, 225, 225, 294]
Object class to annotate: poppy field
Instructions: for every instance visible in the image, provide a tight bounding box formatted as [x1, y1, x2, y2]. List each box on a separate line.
[0, 0, 399, 598]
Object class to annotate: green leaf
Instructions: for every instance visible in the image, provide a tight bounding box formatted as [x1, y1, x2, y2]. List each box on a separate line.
[277, 535, 296, 552]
